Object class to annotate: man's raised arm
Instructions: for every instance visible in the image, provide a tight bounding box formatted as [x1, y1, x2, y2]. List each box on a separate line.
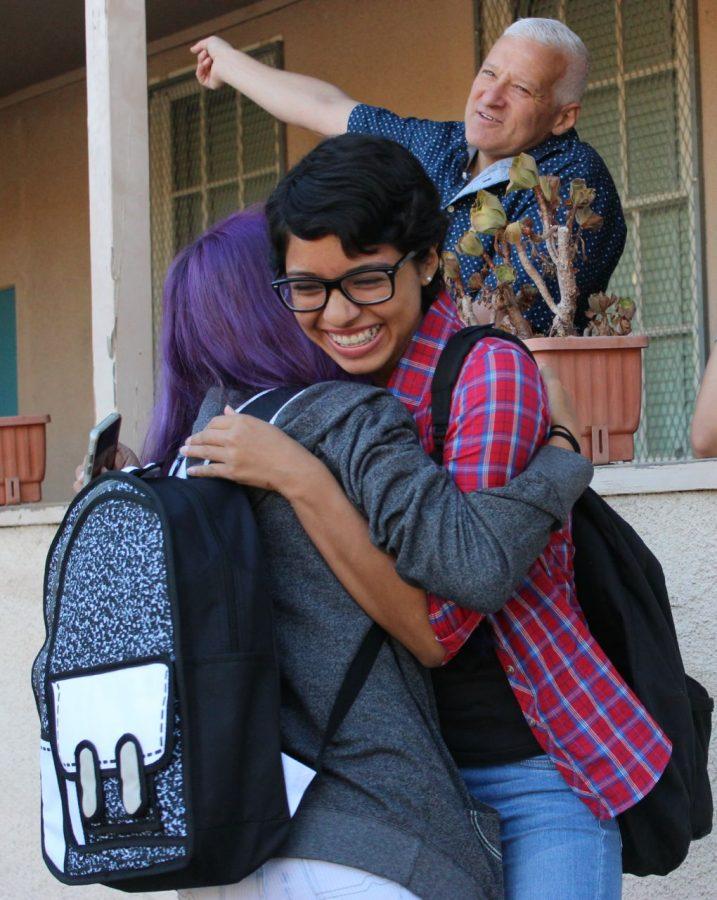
[191, 36, 358, 136]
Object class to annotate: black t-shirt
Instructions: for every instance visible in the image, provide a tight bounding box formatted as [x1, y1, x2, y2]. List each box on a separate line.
[432, 620, 542, 767]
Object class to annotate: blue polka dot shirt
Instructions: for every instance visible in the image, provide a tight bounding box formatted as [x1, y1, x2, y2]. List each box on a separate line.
[348, 104, 626, 335]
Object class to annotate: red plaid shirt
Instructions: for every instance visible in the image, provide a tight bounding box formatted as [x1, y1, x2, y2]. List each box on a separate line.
[388, 292, 672, 819]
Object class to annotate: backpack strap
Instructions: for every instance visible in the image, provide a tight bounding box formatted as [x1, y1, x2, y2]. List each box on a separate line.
[238, 386, 308, 423]
[246, 387, 388, 770]
[314, 622, 387, 777]
[430, 325, 535, 465]
[176, 386, 308, 474]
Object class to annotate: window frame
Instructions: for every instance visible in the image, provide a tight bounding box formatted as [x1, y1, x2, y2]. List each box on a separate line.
[475, 0, 707, 468]
[147, 39, 286, 360]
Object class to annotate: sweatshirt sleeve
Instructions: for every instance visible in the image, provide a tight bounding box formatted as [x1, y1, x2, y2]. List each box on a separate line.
[304, 389, 592, 612]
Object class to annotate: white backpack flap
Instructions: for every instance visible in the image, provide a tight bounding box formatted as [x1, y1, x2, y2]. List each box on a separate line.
[50, 659, 173, 826]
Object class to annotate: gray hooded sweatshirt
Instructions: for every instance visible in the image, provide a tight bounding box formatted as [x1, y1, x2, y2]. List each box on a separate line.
[192, 381, 593, 900]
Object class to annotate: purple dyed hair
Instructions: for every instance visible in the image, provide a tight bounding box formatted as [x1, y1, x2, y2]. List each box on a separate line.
[143, 206, 348, 465]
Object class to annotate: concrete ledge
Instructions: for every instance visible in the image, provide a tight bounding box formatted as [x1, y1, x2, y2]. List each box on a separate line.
[592, 458, 717, 496]
[0, 503, 67, 527]
[2, 459, 716, 526]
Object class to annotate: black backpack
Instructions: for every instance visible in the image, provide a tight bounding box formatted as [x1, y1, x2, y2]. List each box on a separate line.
[32, 387, 385, 891]
[431, 325, 713, 877]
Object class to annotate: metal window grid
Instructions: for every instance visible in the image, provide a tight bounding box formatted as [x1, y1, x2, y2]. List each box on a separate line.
[477, 0, 704, 462]
[148, 41, 285, 364]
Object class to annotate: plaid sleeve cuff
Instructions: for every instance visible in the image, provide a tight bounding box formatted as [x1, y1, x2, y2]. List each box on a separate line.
[427, 593, 483, 662]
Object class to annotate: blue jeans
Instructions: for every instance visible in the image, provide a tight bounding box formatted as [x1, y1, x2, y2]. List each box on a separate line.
[462, 756, 622, 900]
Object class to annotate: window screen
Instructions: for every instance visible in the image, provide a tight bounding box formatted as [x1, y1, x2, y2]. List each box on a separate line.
[148, 42, 285, 355]
[477, 0, 703, 461]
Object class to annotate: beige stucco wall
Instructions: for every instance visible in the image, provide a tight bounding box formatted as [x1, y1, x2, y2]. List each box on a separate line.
[0, 80, 93, 504]
[147, 0, 474, 166]
[2, 488, 715, 898]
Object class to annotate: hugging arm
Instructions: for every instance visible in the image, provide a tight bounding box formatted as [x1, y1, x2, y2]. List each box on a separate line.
[414, 340, 554, 655]
[182, 407, 444, 665]
[183, 379, 591, 665]
[311, 388, 591, 612]
[277, 454, 445, 666]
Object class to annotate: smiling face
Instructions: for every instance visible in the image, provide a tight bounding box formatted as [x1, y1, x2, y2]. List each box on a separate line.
[285, 234, 437, 386]
[464, 35, 579, 169]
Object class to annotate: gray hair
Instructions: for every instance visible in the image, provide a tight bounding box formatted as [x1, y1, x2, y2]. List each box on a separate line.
[502, 18, 590, 105]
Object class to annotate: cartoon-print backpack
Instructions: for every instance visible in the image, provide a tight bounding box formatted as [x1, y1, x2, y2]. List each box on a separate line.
[31, 387, 385, 891]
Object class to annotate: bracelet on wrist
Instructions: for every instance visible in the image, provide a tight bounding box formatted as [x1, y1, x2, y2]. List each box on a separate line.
[548, 426, 582, 454]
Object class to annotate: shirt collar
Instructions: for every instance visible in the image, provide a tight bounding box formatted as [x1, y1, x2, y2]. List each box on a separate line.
[449, 128, 578, 206]
[387, 292, 462, 412]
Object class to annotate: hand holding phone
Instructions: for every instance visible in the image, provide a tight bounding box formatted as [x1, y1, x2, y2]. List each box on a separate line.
[82, 413, 122, 487]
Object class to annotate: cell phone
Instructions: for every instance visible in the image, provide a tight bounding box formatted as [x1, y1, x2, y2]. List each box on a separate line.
[83, 412, 122, 486]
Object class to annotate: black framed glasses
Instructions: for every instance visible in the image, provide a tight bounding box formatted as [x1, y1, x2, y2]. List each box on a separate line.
[271, 250, 418, 312]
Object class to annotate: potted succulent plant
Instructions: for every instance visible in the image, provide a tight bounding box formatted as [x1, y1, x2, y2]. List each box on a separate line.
[0, 414, 51, 504]
[442, 153, 647, 464]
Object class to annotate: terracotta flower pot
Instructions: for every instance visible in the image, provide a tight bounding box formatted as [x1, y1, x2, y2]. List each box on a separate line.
[525, 335, 648, 464]
[0, 414, 51, 504]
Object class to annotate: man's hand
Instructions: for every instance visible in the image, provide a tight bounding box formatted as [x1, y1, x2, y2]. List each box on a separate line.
[191, 36, 233, 91]
[72, 443, 140, 495]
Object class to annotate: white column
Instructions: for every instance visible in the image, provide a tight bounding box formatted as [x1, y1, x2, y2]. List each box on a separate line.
[85, 0, 153, 453]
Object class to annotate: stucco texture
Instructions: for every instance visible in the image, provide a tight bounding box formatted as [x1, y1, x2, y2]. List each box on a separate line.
[0, 81, 94, 506]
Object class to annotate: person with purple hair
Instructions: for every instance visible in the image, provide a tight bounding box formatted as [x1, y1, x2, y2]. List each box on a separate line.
[141, 204, 350, 473]
[76, 195, 595, 895]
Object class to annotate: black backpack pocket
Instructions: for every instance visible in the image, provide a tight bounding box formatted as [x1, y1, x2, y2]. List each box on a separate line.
[687, 675, 714, 840]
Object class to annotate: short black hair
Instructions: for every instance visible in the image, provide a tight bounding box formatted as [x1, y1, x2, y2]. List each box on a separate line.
[265, 134, 448, 310]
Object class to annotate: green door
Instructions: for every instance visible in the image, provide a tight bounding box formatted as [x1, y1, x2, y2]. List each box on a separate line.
[0, 287, 18, 416]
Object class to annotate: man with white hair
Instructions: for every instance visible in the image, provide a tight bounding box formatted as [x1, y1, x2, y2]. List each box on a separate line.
[193, 17, 625, 334]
